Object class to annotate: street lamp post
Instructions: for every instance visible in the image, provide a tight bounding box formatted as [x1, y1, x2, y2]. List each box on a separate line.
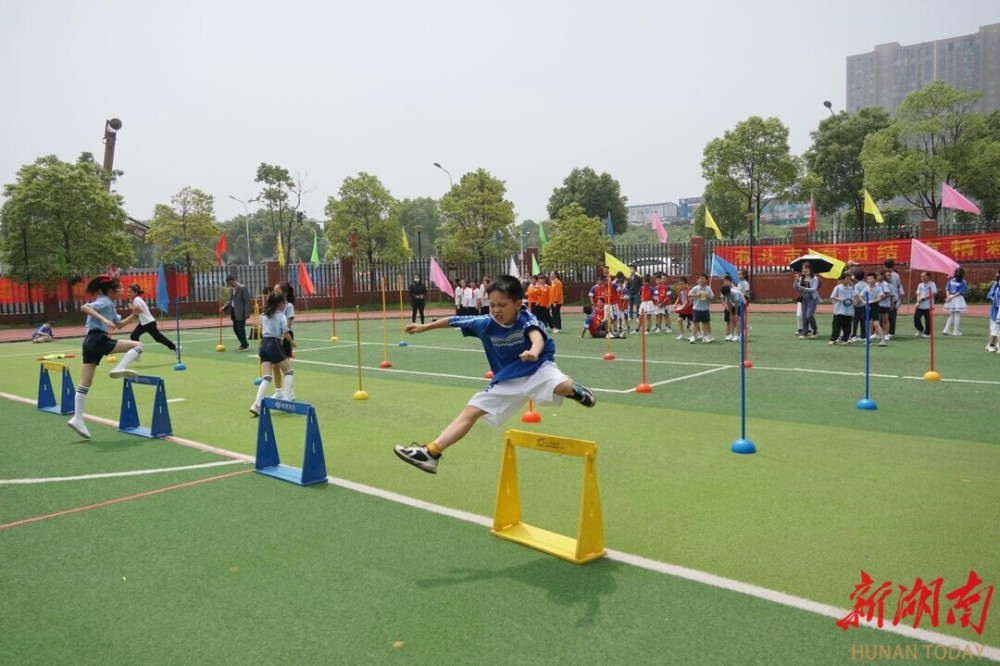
[822, 101, 841, 242]
[228, 195, 253, 264]
[102, 118, 122, 192]
[433, 162, 453, 188]
[414, 225, 424, 266]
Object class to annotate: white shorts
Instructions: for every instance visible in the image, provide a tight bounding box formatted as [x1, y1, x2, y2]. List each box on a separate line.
[639, 300, 656, 315]
[990, 320, 1000, 337]
[655, 304, 670, 315]
[468, 361, 568, 427]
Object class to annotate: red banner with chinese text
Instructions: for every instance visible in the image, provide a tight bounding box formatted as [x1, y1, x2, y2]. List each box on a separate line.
[715, 233, 1000, 269]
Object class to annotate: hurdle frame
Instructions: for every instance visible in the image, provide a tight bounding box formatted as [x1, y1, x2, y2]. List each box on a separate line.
[37, 361, 75, 415]
[492, 429, 605, 564]
[118, 375, 173, 438]
[254, 398, 328, 486]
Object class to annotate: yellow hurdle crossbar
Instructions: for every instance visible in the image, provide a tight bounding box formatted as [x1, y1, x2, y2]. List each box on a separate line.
[492, 429, 605, 564]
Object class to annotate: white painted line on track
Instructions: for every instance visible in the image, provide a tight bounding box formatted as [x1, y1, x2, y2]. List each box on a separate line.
[0, 389, 996, 660]
[0, 460, 245, 485]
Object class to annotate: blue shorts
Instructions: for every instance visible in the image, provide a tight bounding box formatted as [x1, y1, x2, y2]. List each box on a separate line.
[258, 338, 287, 364]
[82, 330, 117, 365]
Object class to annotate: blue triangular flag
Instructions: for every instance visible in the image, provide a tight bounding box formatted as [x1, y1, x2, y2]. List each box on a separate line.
[156, 262, 170, 314]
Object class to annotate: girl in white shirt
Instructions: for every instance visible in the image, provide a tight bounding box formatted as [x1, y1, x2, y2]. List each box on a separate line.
[127, 284, 178, 356]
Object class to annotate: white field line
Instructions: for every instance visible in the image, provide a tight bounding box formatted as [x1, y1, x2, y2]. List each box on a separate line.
[1, 390, 996, 659]
[0, 460, 245, 485]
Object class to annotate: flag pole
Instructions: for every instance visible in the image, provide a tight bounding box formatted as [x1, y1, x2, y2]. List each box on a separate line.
[397, 273, 408, 347]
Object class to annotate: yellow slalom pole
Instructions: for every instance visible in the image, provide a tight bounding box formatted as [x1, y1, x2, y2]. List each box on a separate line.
[379, 276, 392, 368]
[398, 274, 408, 346]
[352, 306, 369, 400]
[329, 285, 339, 342]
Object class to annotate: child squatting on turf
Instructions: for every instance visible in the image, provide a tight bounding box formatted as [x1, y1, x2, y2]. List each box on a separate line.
[393, 275, 596, 474]
[67, 275, 143, 440]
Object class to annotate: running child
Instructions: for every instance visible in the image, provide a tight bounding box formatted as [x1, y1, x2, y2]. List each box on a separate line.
[66, 275, 143, 439]
[394, 275, 596, 474]
[126, 284, 178, 356]
[249, 291, 295, 416]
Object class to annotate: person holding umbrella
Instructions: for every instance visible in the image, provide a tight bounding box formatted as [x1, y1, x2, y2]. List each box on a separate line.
[794, 263, 821, 338]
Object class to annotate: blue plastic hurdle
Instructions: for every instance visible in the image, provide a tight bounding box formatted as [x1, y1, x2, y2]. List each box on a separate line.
[118, 375, 173, 439]
[37, 361, 75, 415]
[255, 398, 328, 486]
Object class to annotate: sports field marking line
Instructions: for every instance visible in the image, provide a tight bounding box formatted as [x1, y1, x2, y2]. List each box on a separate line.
[0, 391, 994, 659]
[0, 460, 245, 485]
[0, 348, 79, 359]
[0, 468, 253, 531]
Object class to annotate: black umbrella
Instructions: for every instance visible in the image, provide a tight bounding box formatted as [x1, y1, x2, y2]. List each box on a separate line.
[789, 254, 836, 275]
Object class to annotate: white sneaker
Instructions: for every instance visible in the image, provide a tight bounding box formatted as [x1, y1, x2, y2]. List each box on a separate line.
[953, 331, 962, 336]
[654, 327, 661, 333]
[885, 335, 892, 341]
[109, 368, 138, 379]
[987, 345, 997, 353]
[677, 334, 685, 340]
[689, 336, 696, 343]
[703, 336, 715, 343]
[67, 418, 91, 440]
[665, 327, 672, 333]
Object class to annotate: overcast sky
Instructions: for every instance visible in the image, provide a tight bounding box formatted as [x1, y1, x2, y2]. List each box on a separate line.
[1, 1, 997, 226]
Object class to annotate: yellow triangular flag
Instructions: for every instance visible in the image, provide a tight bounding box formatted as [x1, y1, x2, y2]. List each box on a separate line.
[863, 190, 884, 224]
[277, 233, 286, 267]
[604, 252, 632, 278]
[807, 247, 847, 280]
[704, 208, 723, 239]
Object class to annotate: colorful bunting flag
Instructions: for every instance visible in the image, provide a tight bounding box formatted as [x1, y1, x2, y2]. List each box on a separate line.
[651, 212, 667, 244]
[941, 182, 981, 216]
[429, 257, 454, 298]
[297, 260, 316, 295]
[808, 196, 817, 233]
[604, 252, 631, 278]
[863, 190, 884, 224]
[310, 230, 320, 264]
[910, 238, 960, 275]
[704, 208, 723, 240]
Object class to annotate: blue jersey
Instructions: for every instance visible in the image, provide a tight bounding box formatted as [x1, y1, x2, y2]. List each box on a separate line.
[84, 294, 122, 333]
[449, 310, 554, 385]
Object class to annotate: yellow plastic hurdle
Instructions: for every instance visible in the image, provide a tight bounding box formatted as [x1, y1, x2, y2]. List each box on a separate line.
[492, 429, 606, 565]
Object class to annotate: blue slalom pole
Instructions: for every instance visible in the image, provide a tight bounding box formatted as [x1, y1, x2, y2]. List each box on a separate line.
[857, 293, 875, 410]
[731, 304, 756, 454]
[173, 296, 186, 371]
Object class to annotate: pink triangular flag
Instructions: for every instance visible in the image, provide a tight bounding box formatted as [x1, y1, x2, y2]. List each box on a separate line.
[941, 182, 981, 215]
[650, 212, 668, 244]
[910, 238, 959, 275]
[429, 257, 455, 298]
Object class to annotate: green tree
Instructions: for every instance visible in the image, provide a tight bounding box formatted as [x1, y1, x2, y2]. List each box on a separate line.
[694, 177, 750, 238]
[805, 108, 891, 228]
[437, 168, 516, 276]
[254, 163, 311, 266]
[540, 203, 609, 267]
[398, 197, 440, 261]
[145, 187, 220, 280]
[861, 82, 985, 221]
[952, 109, 1000, 222]
[324, 172, 406, 287]
[0, 153, 132, 298]
[547, 167, 628, 235]
[701, 116, 800, 235]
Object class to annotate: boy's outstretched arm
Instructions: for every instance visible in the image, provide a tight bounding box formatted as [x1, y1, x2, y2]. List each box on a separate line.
[519, 328, 545, 362]
[406, 318, 452, 335]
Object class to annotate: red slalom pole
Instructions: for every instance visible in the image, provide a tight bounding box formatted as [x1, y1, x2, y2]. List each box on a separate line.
[636, 312, 651, 393]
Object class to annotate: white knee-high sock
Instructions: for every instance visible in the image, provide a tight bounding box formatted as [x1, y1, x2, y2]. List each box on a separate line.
[113, 346, 143, 370]
[73, 385, 89, 420]
[952, 313, 961, 333]
[282, 370, 293, 395]
[254, 376, 271, 407]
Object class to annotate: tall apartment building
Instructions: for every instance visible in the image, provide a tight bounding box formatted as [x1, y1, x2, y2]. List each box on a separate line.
[846, 23, 1000, 114]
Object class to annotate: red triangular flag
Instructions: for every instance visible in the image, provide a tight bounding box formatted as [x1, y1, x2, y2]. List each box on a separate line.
[808, 196, 816, 233]
[297, 260, 316, 296]
[214, 232, 228, 266]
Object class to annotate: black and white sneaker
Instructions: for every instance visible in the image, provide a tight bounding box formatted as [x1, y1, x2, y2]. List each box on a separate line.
[394, 444, 440, 474]
[572, 383, 597, 408]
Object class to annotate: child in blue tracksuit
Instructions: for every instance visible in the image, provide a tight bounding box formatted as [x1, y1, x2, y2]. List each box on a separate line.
[31, 321, 55, 343]
[986, 270, 1000, 352]
[828, 273, 855, 344]
[393, 275, 595, 474]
